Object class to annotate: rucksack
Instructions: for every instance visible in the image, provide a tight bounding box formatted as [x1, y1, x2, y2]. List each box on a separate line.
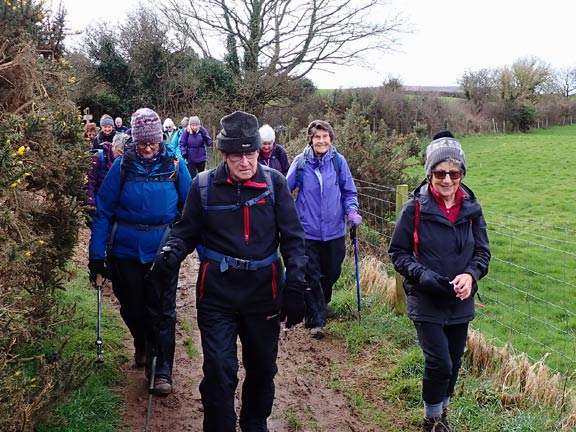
[295, 148, 342, 190]
[119, 151, 179, 190]
[197, 166, 276, 211]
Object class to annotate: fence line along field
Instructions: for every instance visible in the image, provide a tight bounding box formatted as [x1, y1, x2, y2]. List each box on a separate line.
[358, 125, 576, 377]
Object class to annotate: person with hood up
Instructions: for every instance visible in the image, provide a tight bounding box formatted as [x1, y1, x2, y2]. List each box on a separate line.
[179, 115, 213, 178]
[286, 120, 362, 339]
[92, 114, 116, 150]
[388, 130, 490, 432]
[88, 108, 191, 397]
[150, 111, 307, 431]
[257, 124, 290, 175]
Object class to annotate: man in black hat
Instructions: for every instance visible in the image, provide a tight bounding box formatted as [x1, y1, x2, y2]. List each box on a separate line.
[151, 111, 307, 432]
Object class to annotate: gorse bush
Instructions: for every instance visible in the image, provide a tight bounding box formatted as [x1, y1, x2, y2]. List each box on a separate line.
[0, 1, 92, 430]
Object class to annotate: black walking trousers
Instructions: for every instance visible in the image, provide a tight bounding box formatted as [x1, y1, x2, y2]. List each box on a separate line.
[108, 257, 178, 382]
[414, 321, 469, 404]
[198, 305, 280, 432]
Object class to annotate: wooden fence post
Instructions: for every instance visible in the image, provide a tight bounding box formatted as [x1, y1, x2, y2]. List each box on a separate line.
[393, 184, 409, 314]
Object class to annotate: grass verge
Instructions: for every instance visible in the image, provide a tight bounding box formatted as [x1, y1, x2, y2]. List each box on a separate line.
[34, 265, 127, 432]
[325, 257, 573, 431]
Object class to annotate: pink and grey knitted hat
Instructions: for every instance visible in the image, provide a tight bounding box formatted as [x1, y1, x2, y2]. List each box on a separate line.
[130, 108, 163, 144]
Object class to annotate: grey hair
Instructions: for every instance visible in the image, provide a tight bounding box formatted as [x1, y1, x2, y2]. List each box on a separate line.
[112, 133, 129, 152]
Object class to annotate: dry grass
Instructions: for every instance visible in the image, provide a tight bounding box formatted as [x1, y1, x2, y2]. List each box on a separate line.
[359, 255, 407, 314]
[466, 329, 576, 430]
[363, 253, 576, 429]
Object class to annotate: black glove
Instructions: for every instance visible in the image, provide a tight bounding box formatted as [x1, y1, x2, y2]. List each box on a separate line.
[150, 245, 181, 278]
[419, 270, 454, 295]
[280, 284, 306, 328]
[88, 259, 106, 284]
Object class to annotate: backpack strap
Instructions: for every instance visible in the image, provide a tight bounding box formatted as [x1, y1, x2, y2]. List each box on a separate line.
[295, 155, 307, 190]
[331, 150, 342, 185]
[296, 150, 342, 190]
[413, 199, 420, 260]
[97, 149, 107, 177]
[198, 167, 275, 211]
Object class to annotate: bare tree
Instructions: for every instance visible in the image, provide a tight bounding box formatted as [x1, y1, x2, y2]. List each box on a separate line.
[156, 0, 405, 79]
[554, 66, 576, 98]
[458, 68, 495, 113]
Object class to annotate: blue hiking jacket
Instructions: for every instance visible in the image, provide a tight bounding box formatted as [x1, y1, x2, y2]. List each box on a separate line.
[286, 145, 358, 241]
[89, 142, 192, 263]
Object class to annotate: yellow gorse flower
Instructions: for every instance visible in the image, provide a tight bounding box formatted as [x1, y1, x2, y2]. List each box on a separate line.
[17, 145, 25, 155]
[25, 251, 31, 257]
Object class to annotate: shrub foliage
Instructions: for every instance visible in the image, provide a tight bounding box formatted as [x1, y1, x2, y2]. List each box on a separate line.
[0, 1, 91, 430]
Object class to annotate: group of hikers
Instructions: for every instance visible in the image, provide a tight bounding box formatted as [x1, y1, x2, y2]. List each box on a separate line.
[83, 107, 490, 432]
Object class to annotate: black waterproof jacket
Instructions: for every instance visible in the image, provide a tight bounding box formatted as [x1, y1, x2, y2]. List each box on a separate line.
[166, 161, 307, 313]
[388, 181, 491, 325]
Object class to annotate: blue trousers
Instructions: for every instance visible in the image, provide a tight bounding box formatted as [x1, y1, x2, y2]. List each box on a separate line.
[108, 258, 178, 382]
[198, 304, 280, 432]
[414, 321, 469, 404]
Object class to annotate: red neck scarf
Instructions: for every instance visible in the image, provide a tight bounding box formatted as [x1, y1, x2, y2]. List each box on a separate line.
[429, 185, 465, 223]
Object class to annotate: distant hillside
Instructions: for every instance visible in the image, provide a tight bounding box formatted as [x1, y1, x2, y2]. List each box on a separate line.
[404, 85, 464, 96]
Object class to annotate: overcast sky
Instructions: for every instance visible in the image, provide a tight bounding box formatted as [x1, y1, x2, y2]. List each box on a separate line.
[61, 0, 574, 89]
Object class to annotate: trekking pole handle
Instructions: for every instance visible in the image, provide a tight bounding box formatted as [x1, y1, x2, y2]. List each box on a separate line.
[95, 273, 103, 287]
[350, 225, 357, 241]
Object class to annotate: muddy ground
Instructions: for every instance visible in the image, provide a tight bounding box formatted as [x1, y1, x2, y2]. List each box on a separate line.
[78, 229, 403, 431]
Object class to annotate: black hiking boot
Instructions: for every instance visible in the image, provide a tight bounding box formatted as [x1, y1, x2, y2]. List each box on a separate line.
[441, 407, 450, 430]
[134, 341, 146, 368]
[423, 415, 450, 432]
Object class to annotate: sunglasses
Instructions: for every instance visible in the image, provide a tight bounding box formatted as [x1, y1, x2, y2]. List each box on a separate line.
[431, 170, 462, 180]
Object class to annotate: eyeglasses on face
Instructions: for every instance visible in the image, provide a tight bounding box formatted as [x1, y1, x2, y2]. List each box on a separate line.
[431, 170, 462, 180]
[136, 142, 160, 150]
[227, 152, 258, 162]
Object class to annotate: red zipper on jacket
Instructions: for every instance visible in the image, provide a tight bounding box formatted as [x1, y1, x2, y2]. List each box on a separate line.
[271, 263, 278, 300]
[244, 206, 250, 242]
[199, 261, 209, 299]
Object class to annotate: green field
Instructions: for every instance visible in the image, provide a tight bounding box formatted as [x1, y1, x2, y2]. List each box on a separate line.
[426, 126, 576, 375]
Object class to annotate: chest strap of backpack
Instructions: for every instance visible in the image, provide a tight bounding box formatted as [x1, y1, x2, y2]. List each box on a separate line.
[198, 169, 274, 211]
[202, 248, 279, 272]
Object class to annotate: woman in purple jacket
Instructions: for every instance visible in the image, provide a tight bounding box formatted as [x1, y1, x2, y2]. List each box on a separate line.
[286, 120, 362, 339]
[179, 115, 213, 178]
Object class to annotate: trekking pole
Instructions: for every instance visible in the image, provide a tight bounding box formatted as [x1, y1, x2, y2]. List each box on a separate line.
[144, 354, 157, 432]
[350, 226, 362, 321]
[144, 253, 168, 432]
[95, 273, 104, 365]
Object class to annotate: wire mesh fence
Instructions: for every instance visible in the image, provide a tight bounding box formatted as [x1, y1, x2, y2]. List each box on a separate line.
[357, 181, 576, 377]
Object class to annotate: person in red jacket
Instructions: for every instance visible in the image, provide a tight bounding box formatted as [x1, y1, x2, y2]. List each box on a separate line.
[388, 130, 490, 432]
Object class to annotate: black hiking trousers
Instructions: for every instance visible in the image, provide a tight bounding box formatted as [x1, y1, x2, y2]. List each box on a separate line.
[108, 257, 178, 383]
[198, 303, 280, 432]
[303, 235, 346, 329]
[414, 321, 469, 404]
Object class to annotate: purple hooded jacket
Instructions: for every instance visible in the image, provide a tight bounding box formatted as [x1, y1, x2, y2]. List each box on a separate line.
[286, 145, 358, 241]
[179, 126, 213, 163]
[84, 142, 116, 206]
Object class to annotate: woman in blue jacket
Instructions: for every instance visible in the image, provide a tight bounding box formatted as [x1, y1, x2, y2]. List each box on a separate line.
[388, 131, 490, 432]
[88, 108, 191, 397]
[286, 120, 362, 339]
